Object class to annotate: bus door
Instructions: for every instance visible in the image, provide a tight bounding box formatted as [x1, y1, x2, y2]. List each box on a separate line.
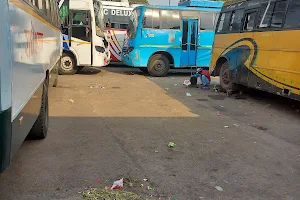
[181, 19, 198, 66]
[70, 10, 92, 65]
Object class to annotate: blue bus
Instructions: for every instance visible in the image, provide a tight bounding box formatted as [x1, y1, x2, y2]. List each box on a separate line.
[122, 1, 223, 76]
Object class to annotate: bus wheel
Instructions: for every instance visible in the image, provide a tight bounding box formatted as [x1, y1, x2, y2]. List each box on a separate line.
[28, 77, 49, 139]
[147, 54, 170, 77]
[139, 67, 148, 73]
[59, 53, 77, 75]
[220, 62, 234, 91]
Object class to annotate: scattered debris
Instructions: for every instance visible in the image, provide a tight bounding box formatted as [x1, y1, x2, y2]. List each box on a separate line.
[233, 123, 239, 127]
[148, 77, 153, 79]
[165, 88, 169, 91]
[81, 187, 141, 200]
[224, 126, 229, 128]
[254, 142, 257, 144]
[68, 99, 74, 103]
[89, 84, 105, 89]
[183, 80, 191, 86]
[140, 184, 144, 188]
[171, 77, 174, 80]
[154, 150, 159, 153]
[143, 179, 148, 182]
[186, 92, 192, 97]
[201, 86, 210, 90]
[216, 111, 221, 116]
[174, 84, 178, 86]
[111, 178, 123, 190]
[219, 105, 224, 108]
[130, 72, 135, 75]
[168, 142, 176, 148]
[284, 192, 288, 195]
[215, 186, 223, 191]
[147, 186, 153, 191]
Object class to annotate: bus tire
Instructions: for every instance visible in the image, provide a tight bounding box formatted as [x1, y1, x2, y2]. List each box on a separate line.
[59, 53, 77, 75]
[139, 67, 148, 73]
[220, 61, 235, 91]
[147, 54, 170, 77]
[28, 77, 49, 139]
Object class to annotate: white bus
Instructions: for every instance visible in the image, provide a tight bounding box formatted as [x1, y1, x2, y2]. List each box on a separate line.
[59, 0, 110, 75]
[101, 0, 138, 62]
[0, 0, 61, 173]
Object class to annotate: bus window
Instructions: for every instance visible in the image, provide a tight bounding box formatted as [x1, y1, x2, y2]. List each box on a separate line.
[120, 24, 128, 29]
[171, 11, 180, 29]
[284, 0, 300, 28]
[217, 12, 231, 33]
[161, 10, 173, 29]
[128, 8, 140, 38]
[270, 1, 287, 28]
[45, 0, 51, 17]
[229, 9, 244, 32]
[182, 20, 188, 50]
[152, 9, 160, 29]
[200, 12, 214, 31]
[143, 9, 153, 28]
[243, 11, 257, 31]
[258, 3, 274, 29]
[38, 0, 43, 10]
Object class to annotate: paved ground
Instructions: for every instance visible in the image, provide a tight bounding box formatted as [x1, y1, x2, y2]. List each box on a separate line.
[0, 65, 300, 200]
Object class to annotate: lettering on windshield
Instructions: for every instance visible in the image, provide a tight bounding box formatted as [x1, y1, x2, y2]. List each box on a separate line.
[104, 8, 132, 17]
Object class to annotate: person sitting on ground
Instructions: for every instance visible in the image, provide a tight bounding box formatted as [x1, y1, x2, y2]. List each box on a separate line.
[196, 68, 211, 86]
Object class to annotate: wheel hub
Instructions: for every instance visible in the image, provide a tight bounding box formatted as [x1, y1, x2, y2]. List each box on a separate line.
[61, 57, 73, 71]
[222, 68, 230, 85]
[153, 60, 165, 72]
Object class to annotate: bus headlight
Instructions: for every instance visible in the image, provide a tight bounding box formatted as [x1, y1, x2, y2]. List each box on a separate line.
[95, 46, 105, 53]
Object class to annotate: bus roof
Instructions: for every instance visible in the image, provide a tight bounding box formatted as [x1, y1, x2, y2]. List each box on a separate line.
[221, 0, 267, 12]
[138, 4, 222, 12]
[178, 0, 223, 8]
[100, 0, 129, 7]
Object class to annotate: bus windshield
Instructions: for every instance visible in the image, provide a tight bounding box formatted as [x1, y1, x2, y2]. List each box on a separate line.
[93, 0, 105, 36]
[127, 8, 140, 38]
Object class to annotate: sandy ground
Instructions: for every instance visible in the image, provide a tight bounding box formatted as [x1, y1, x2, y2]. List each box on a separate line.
[0, 66, 299, 200]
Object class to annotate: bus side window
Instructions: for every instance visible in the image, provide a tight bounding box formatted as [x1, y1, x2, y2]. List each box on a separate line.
[243, 11, 257, 31]
[143, 9, 153, 28]
[228, 9, 244, 32]
[200, 12, 214, 31]
[217, 12, 231, 33]
[271, 0, 287, 28]
[152, 9, 160, 29]
[161, 10, 180, 30]
[258, 3, 274, 29]
[284, 0, 300, 28]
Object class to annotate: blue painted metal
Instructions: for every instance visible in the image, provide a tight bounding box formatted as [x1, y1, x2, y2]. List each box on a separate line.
[178, 0, 223, 8]
[122, 2, 223, 69]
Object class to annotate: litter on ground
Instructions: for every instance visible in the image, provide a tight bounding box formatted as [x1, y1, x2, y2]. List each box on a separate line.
[183, 80, 191, 86]
[111, 178, 123, 190]
[68, 99, 74, 103]
[81, 187, 141, 200]
[89, 84, 105, 89]
[186, 92, 192, 97]
[233, 123, 240, 127]
[224, 126, 229, 128]
[217, 111, 221, 116]
[215, 186, 223, 191]
[168, 142, 176, 148]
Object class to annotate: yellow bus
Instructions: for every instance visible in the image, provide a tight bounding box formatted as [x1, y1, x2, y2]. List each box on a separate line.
[210, 0, 300, 101]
